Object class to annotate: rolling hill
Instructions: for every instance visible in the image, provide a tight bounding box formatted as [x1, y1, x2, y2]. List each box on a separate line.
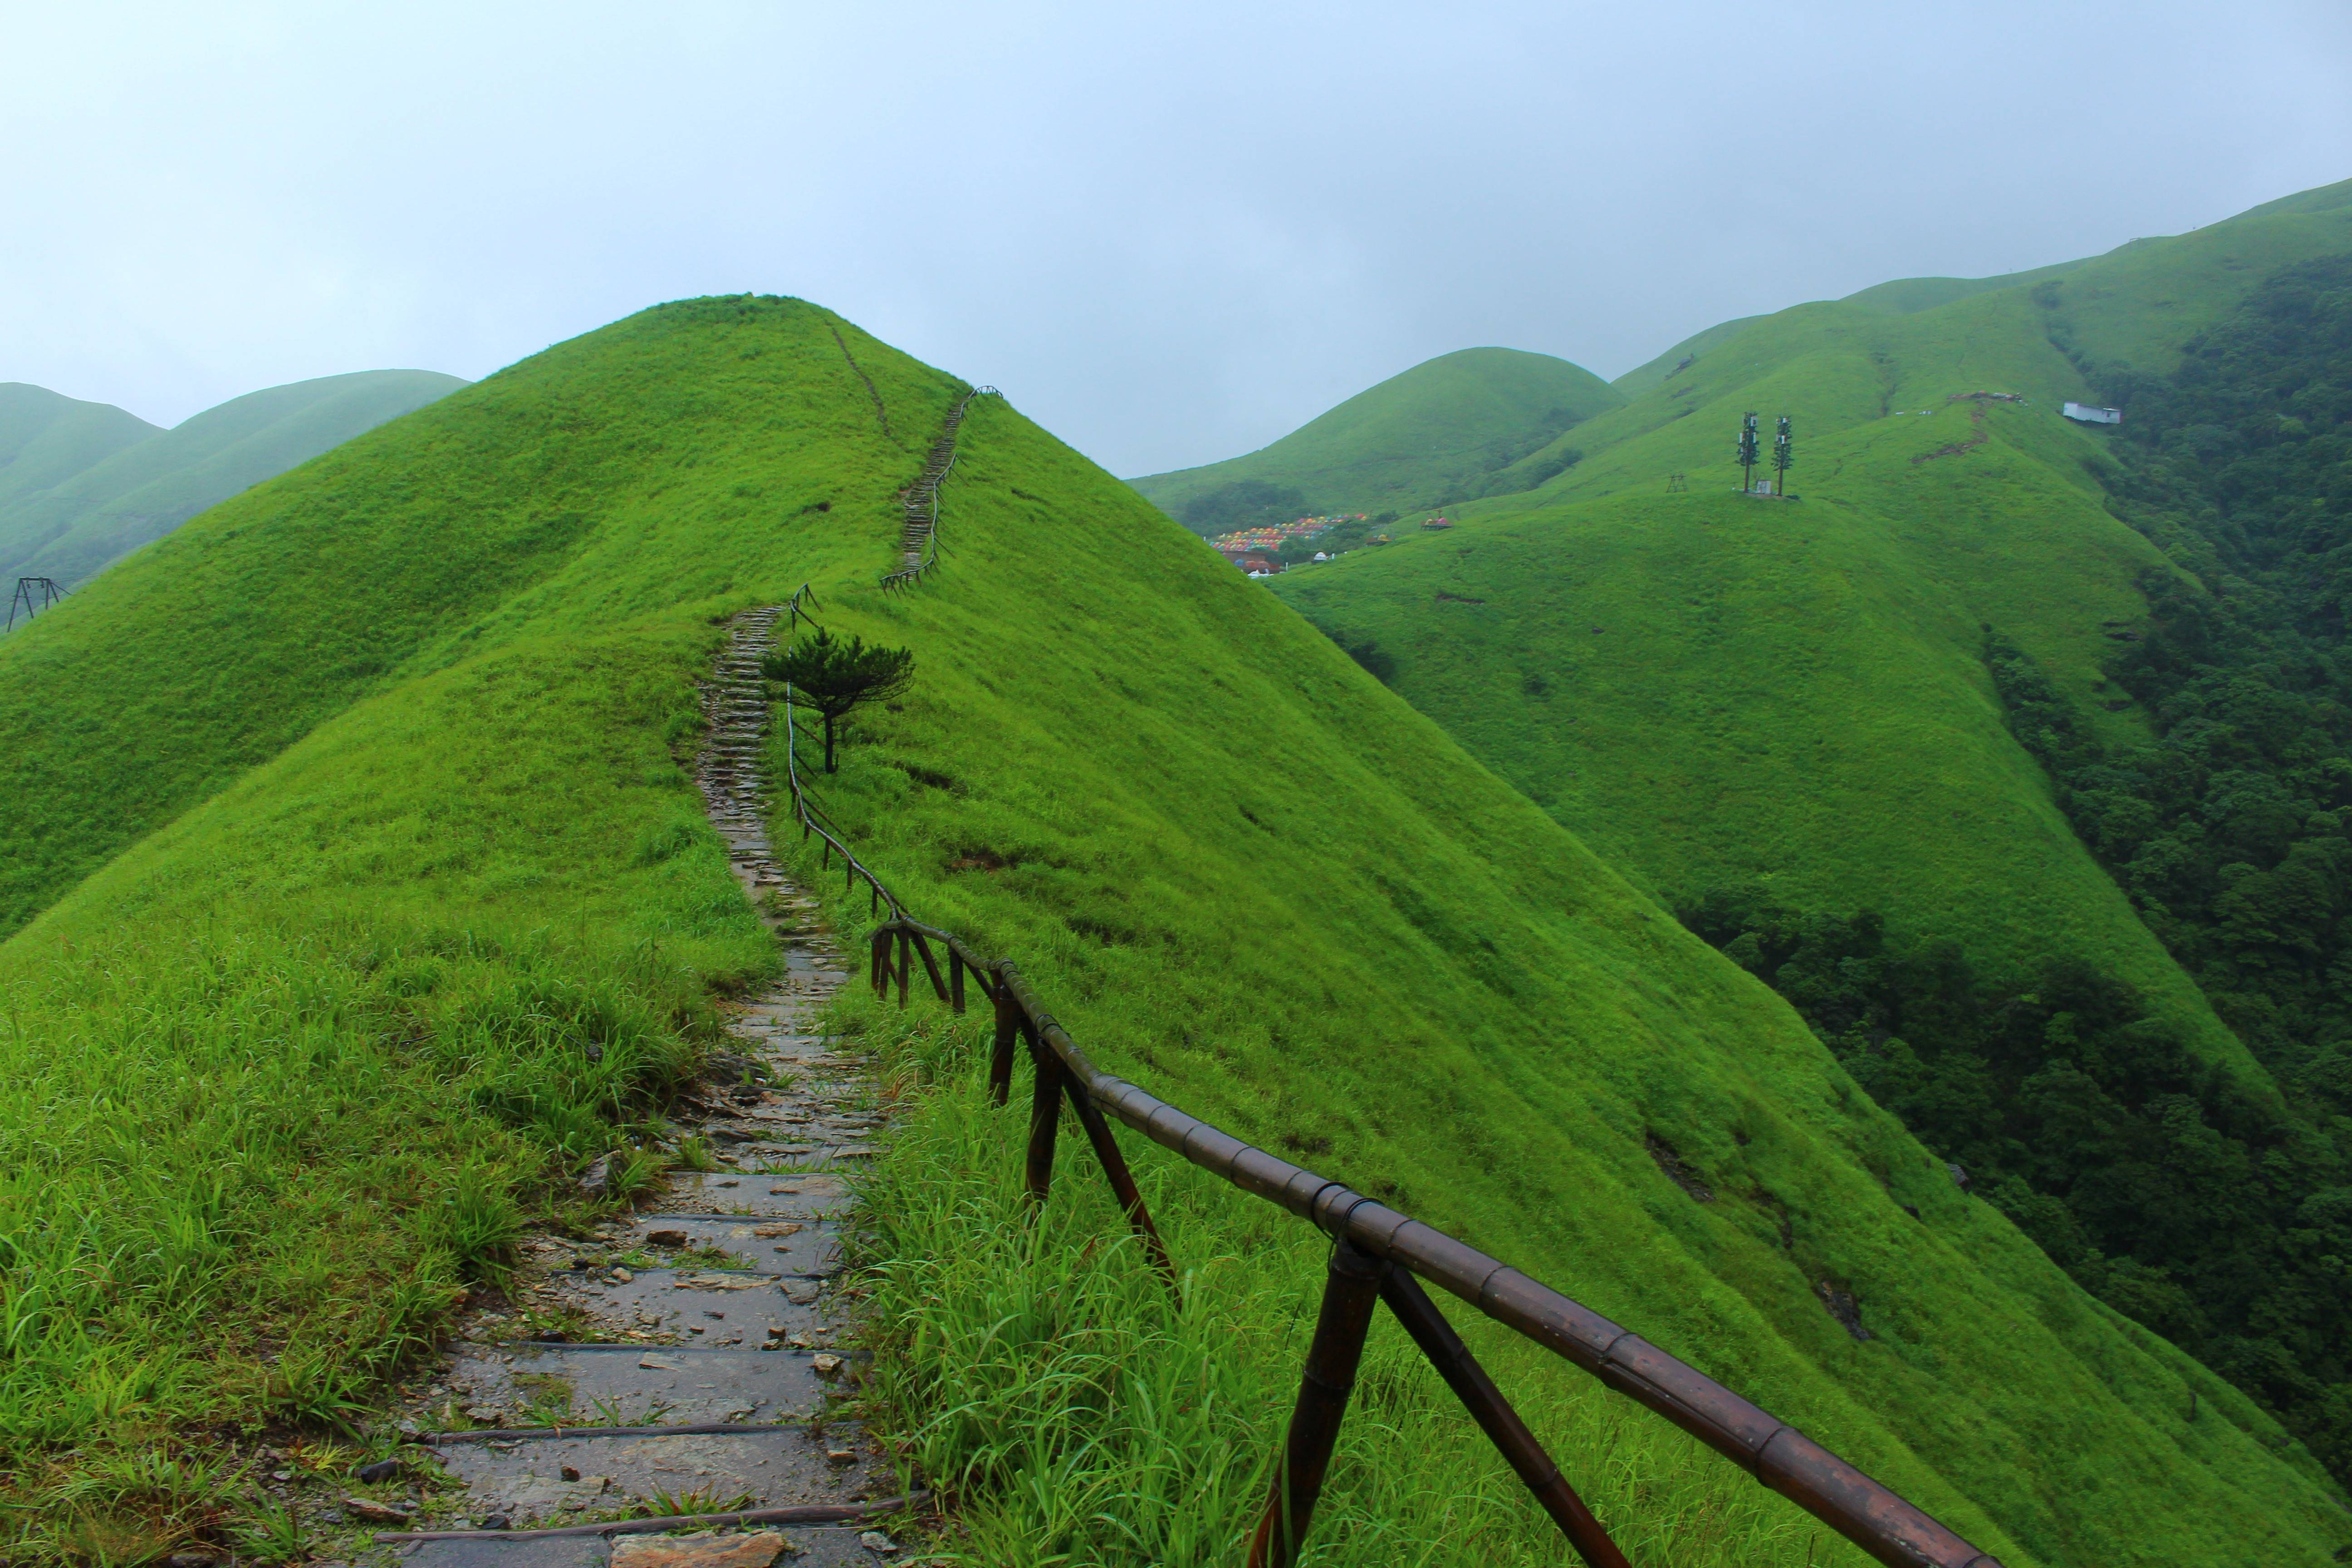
[0, 295, 2340, 1565]
[0, 385, 159, 513]
[1128, 346, 1623, 532]
[1273, 176, 2352, 1479]
[0, 369, 466, 595]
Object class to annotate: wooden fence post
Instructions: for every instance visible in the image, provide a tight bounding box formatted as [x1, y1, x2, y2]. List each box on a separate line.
[1024, 1024, 1063, 1205]
[990, 985, 1020, 1107]
[1246, 1238, 1383, 1568]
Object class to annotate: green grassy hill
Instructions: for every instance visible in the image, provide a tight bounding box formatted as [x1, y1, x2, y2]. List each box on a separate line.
[0, 369, 466, 593]
[1274, 177, 2352, 1481]
[1282, 177, 2352, 1020]
[1128, 347, 1623, 531]
[0, 296, 2339, 1564]
[0, 383, 158, 512]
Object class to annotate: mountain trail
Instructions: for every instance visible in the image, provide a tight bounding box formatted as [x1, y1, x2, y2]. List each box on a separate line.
[362, 607, 914, 1568]
[885, 390, 990, 586]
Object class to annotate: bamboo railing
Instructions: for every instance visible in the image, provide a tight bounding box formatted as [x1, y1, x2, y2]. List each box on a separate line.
[880, 387, 1001, 591]
[767, 681, 2003, 1568]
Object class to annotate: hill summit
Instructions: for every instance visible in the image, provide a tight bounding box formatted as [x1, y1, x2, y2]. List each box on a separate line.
[1129, 345, 1622, 531]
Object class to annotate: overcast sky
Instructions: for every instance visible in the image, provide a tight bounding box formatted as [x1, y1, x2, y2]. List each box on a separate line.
[5, 2, 2348, 476]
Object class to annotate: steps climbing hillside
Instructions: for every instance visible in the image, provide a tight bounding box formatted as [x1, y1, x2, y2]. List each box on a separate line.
[359, 608, 918, 1568]
[882, 389, 995, 588]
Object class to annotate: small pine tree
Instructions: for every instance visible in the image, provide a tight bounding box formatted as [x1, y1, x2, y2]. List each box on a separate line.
[761, 628, 915, 773]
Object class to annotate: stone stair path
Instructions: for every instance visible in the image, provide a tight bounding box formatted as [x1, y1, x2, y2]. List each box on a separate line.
[887, 392, 986, 583]
[360, 608, 911, 1568]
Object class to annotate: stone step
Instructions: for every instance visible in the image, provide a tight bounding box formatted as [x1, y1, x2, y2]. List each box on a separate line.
[663, 1173, 855, 1220]
[435, 1342, 828, 1427]
[536, 1269, 835, 1342]
[422, 1424, 888, 1526]
[621, 1215, 843, 1277]
[387, 1526, 886, 1568]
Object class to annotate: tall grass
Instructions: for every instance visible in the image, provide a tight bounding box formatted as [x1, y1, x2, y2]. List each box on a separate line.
[844, 998, 1869, 1568]
[0, 907, 717, 1558]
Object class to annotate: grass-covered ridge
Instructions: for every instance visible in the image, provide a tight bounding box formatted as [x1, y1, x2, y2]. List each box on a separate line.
[0, 383, 157, 510]
[1269, 177, 2352, 1494]
[1277, 179, 2352, 1054]
[0, 297, 2341, 1563]
[1128, 347, 1623, 530]
[0, 370, 466, 594]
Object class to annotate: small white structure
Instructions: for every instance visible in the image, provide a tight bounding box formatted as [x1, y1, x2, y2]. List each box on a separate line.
[2063, 402, 2122, 425]
[1312, 551, 1330, 562]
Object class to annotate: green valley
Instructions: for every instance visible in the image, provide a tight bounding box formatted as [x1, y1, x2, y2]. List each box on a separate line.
[0, 294, 2342, 1566]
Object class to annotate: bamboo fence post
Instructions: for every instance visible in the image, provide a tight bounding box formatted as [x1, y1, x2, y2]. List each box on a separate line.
[1246, 1239, 1383, 1568]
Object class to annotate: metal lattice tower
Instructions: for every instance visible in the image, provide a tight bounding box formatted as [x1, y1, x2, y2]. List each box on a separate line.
[7, 577, 66, 631]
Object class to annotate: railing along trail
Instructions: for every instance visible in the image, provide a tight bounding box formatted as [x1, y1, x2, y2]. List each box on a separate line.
[881, 386, 1000, 591]
[769, 632, 2002, 1568]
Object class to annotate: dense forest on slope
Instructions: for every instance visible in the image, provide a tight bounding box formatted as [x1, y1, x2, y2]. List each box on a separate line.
[1265, 184, 2352, 1505]
[1836, 251, 2352, 1471]
[3, 297, 2342, 1563]
[1681, 887, 2352, 1478]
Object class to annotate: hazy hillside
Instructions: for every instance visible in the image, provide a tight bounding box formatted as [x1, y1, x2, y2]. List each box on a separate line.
[0, 296, 2339, 1565]
[0, 383, 157, 510]
[1128, 346, 1623, 531]
[0, 369, 466, 593]
[1274, 176, 2352, 1478]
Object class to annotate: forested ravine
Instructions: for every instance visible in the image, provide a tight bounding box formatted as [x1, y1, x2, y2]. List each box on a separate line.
[1688, 253, 2352, 1485]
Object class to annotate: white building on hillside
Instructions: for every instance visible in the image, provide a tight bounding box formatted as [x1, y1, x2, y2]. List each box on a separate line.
[2062, 402, 2122, 425]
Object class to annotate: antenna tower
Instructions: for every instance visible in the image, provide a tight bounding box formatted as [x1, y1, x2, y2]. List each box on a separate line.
[1772, 416, 1794, 497]
[1737, 413, 1760, 493]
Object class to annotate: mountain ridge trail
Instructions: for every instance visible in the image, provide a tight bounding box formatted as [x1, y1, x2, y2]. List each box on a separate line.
[361, 606, 918, 1568]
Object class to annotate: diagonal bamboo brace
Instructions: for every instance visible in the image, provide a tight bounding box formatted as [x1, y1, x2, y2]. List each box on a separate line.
[1380, 1267, 1631, 1568]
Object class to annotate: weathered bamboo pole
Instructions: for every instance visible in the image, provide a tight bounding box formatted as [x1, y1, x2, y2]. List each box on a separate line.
[1246, 1239, 1384, 1568]
[1379, 1266, 1630, 1568]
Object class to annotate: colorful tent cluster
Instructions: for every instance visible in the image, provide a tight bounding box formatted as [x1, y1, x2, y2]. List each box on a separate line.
[1211, 514, 1367, 554]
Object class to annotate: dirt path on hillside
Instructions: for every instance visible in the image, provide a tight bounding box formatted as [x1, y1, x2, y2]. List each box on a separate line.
[340, 608, 911, 1568]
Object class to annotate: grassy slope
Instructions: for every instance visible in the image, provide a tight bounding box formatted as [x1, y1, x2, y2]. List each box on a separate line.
[1128, 347, 1623, 523]
[0, 370, 467, 591]
[0, 299, 2338, 1563]
[1609, 315, 1763, 395]
[1278, 184, 2352, 1077]
[0, 383, 157, 511]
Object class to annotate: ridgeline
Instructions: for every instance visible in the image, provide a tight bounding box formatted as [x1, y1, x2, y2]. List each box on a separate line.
[0, 292, 2342, 1563]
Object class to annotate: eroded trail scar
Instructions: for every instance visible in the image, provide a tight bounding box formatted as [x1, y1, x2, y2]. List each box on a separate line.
[374, 607, 907, 1568]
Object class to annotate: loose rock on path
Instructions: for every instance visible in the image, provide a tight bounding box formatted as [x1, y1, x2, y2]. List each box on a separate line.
[353, 607, 911, 1568]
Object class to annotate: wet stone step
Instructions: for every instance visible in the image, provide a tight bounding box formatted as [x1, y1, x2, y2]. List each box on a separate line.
[422, 1425, 890, 1524]
[624, 1215, 843, 1277]
[542, 1271, 836, 1339]
[435, 1343, 829, 1426]
[664, 1173, 857, 1220]
[397, 1533, 889, 1568]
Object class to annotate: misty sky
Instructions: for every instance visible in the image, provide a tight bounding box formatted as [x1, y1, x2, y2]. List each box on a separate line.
[5, 2, 2348, 477]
